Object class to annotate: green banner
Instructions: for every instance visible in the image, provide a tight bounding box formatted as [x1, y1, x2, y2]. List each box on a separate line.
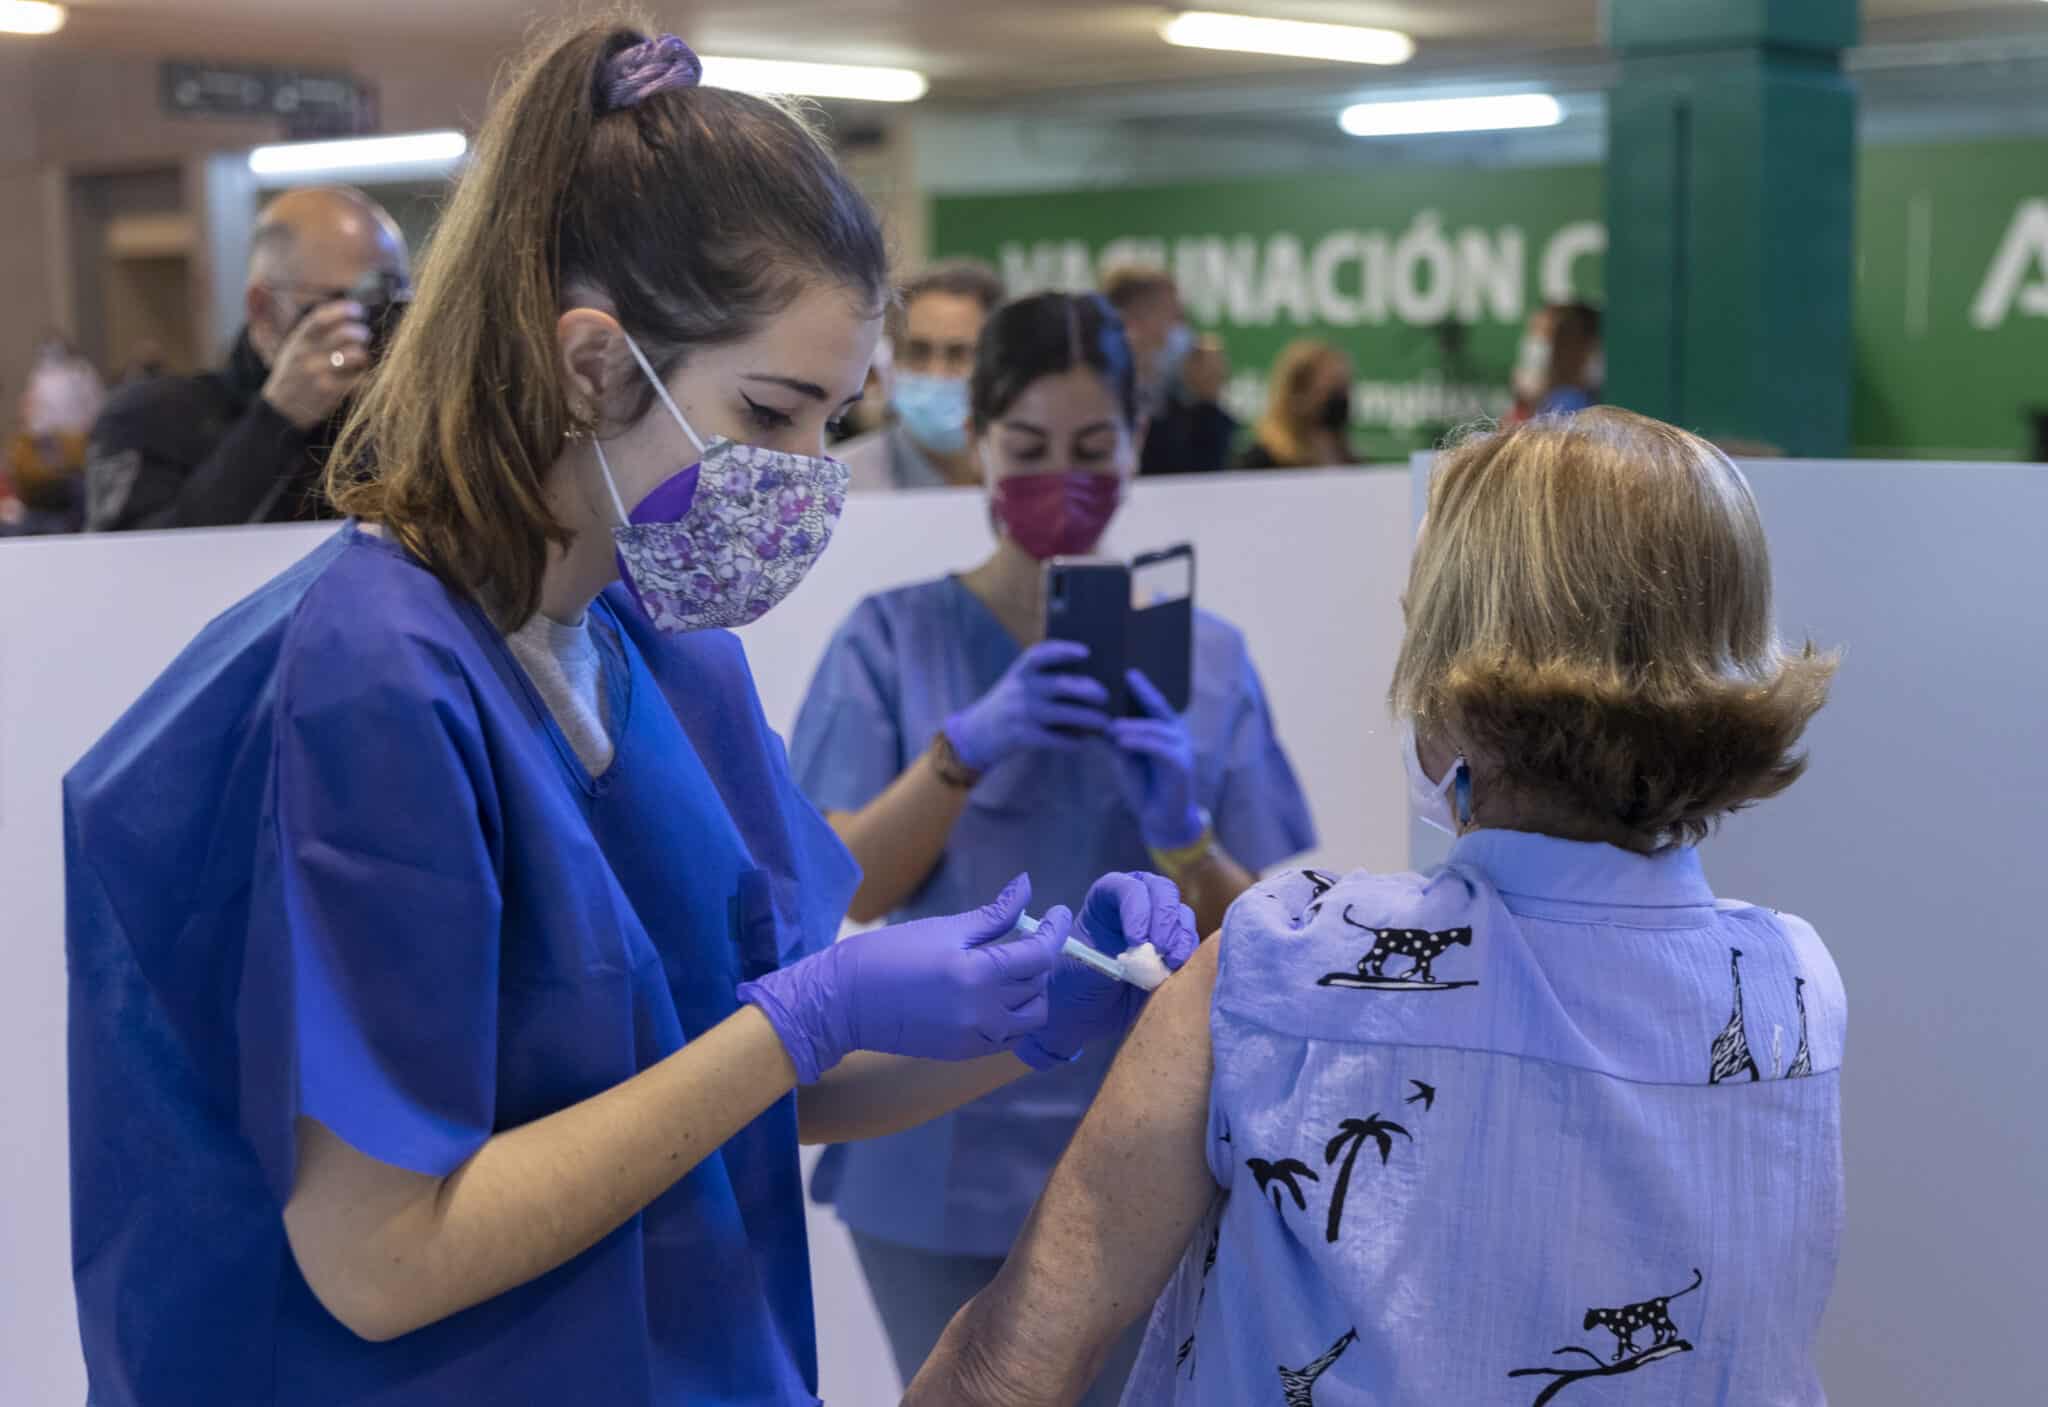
[932, 139, 2048, 461]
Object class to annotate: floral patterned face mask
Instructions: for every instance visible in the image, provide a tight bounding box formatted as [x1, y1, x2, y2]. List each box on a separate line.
[592, 333, 850, 634]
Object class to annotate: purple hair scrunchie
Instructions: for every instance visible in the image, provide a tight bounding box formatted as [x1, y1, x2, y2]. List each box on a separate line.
[599, 34, 704, 113]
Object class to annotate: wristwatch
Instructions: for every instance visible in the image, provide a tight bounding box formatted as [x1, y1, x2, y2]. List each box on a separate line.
[929, 729, 982, 790]
[1148, 807, 1216, 877]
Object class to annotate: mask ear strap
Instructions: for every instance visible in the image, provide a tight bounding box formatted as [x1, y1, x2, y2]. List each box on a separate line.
[590, 437, 632, 528]
[620, 331, 707, 456]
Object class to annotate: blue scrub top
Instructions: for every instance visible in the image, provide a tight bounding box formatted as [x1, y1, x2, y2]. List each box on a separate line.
[64, 524, 857, 1406]
[789, 575, 1314, 1256]
[1537, 385, 1595, 416]
[1122, 835, 1845, 1404]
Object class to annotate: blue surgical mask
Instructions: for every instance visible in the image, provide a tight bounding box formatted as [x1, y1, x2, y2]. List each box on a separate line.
[1159, 323, 1195, 392]
[892, 371, 969, 455]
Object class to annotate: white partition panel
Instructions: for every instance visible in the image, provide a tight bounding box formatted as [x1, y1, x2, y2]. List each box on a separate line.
[0, 468, 1414, 1406]
[9, 458, 2038, 1405]
[1410, 455, 2048, 1407]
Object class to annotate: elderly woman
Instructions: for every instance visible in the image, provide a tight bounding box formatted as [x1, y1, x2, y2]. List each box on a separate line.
[906, 408, 1844, 1406]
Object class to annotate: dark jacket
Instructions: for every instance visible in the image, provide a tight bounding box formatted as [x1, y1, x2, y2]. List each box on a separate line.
[85, 331, 336, 532]
[1139, 389, 1239, 476]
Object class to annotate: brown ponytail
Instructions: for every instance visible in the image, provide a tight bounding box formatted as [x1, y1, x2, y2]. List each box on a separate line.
[329, 9, 887, 627]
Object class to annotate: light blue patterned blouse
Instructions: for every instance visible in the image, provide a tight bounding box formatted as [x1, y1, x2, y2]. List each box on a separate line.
[1122, 830, 1845, 1406]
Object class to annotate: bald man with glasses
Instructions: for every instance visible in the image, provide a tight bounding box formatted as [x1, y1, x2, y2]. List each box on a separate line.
[86, 186, 410, 531]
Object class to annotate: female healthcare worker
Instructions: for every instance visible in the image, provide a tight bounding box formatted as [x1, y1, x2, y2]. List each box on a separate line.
[62, 22, 1192, 1407]
[789, 292, 1316, 1403]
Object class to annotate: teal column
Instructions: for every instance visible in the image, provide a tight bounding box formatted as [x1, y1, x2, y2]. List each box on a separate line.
[1604, 0, 1858, 456]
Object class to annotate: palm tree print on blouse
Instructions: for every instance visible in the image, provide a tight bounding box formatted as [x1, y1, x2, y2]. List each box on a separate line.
[1323, 1115, 1412, 1243]
[1279, 1328, 1358, 1407]
[1709, 948, 1760, 1084]
[1248, 1157, 1320, 1218]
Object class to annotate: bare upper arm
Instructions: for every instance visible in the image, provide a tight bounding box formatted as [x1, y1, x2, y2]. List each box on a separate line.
[282, 1117, 446, 1341]
[916, 935, 1223, 1404]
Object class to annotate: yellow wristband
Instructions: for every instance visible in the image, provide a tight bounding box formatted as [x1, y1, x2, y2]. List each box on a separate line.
[1147, 825, 1216, 877]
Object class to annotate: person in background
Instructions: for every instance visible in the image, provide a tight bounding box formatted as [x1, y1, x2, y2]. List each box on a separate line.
[116, 339, 171, 388]
[25, 331, 106, 433]
[791, 291, 1315, 1404]
[1508, 300, 1603, 422]
[1102, 265, 1238, 476]
[906, 408, 1845, 1407]
[837, 259, 1004, 491]
[1239, 337, 1356, 469]
[832, 328, 892, 445]
[84, 186, 410, 531]
[2, 334, 106, 535]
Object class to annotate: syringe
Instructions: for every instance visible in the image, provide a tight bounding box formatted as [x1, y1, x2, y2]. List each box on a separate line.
[1013, 913, 1131, 984]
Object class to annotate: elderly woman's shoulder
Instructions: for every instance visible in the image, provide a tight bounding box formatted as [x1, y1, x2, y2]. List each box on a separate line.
[1223, 865, 1454, 942]
[1209, 866, 1483, 1025]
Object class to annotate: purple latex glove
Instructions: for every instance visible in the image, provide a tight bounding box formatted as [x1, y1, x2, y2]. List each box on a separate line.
[739, 875, 1070, 1083]
[943, 640, 1112, 773]
[1110, 668, 1205, 850]
[1016, 871, 1200, 1071]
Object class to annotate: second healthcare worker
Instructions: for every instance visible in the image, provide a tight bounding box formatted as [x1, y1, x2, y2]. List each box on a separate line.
[63, 21, 1191, 1407]
[791, 291, 1316, 1403]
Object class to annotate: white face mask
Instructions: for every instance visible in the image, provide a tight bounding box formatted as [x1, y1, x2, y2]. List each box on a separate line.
[1512, 334, 1552, 402]
[1401, 719, 1470, 837]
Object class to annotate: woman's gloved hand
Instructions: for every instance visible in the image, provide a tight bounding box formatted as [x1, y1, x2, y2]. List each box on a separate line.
[943, 640, 1112, 773]
[1110, 669, 1205, 851]
[1016, 871, 1200, 1071]
[740, 875, 1071, 1083]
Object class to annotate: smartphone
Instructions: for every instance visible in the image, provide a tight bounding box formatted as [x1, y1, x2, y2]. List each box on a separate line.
[1044, 543, 1197, 718]
[1128, 544, 1194, 714]
[1043, 558, 1130, 718]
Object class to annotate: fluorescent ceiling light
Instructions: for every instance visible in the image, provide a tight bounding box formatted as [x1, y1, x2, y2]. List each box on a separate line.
[1340, 93, 1564, 137]
[249, 130, 468, 180]
[0, 1, 66, 36]
[698, 55, 929, 103]
[1161, 10, 1414, 66]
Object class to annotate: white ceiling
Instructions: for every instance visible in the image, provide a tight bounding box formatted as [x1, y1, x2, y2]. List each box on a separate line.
[49, 0, 2048, 104]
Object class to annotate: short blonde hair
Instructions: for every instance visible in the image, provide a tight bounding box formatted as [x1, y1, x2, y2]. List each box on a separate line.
[1390, 408, 1837, 849]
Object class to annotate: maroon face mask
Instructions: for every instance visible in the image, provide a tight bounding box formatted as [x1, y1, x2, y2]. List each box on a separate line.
[990, 471, 1123, 559]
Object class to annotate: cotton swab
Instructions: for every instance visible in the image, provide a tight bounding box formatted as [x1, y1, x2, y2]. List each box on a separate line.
[1116, 942, 1172, 991]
